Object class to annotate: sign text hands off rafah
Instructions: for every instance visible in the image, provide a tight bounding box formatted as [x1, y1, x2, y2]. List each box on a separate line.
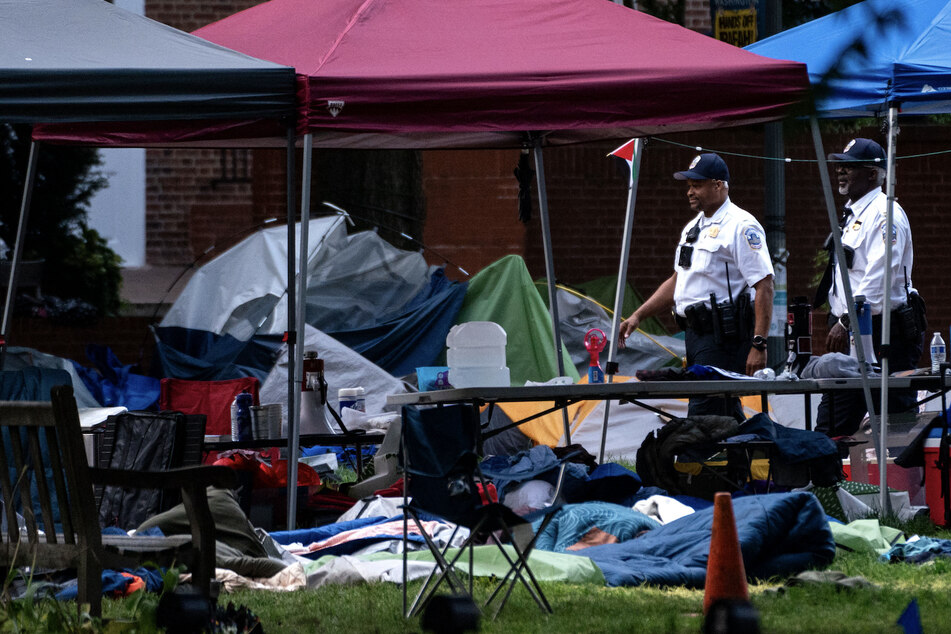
[710, 0, 759, 47]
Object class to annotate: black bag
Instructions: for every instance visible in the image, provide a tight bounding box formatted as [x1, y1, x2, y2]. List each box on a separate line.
[95, 410, 206, 530]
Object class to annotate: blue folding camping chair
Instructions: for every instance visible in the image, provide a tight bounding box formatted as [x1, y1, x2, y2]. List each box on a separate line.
[400, 403, 567, 619]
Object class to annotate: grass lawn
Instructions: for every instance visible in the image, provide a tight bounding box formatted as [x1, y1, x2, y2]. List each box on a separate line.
[92, 528, 951, 633]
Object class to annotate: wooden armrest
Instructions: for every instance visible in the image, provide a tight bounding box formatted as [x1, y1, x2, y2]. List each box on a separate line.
[89, 465, 238, 490]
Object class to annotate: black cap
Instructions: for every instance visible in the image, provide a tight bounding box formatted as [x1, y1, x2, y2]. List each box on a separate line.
[827, 138, 886, 167]
[673, 153, 730, 181]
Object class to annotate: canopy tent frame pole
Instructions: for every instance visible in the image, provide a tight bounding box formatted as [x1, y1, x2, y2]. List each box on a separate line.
[532, 139, 571, 446]
[285, 128, 300, 529]
[599, 138, 644, 464]
[288, 132, 313, 529]
[810, 116, 883, 500]
[877, 103, 900, 513]
[0, 139, 40, 370]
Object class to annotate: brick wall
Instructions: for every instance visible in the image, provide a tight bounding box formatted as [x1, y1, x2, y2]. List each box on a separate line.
[10, 317, 157, 374]
[145, 2, 271, 266]
[684, 0, 712, 32]
[423, 121, 951, 362]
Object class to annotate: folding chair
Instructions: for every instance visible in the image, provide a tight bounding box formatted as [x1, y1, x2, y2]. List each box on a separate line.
[400, 404, 565, 619]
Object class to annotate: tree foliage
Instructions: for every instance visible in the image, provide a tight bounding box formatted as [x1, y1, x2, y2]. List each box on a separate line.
[0, 124, 122, 316]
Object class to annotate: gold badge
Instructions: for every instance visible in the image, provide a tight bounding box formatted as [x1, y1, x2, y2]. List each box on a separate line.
[708, 226, 720, 238]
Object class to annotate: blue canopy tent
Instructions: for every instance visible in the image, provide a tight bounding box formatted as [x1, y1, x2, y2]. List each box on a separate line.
[747, 0, 951, 510]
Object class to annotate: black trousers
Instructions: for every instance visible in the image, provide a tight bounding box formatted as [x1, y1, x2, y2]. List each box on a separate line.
[685, 328, 749, 422]
[815, 313, 923, 437]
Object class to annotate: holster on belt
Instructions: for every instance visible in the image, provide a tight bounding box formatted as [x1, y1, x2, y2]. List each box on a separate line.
[684, 301, 713, 335]
[682, 293, 754, 342]
[892, 293, 927, 342]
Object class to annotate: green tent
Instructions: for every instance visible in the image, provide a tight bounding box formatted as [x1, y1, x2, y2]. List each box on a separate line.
[448, 255, 580, 386]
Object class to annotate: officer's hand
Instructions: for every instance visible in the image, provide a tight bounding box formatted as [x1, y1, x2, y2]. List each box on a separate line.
[826, 321, 849, 354]
[618, 314, 640, 349]
[746, 347, 767, 376]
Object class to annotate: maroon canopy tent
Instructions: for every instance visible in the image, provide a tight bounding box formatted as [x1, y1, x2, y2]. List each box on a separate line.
[37, 0, 812, 527]
[42, 0, 808, 149]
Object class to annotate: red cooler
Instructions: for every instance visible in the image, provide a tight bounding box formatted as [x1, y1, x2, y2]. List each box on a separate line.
[924, 427, 951, 526]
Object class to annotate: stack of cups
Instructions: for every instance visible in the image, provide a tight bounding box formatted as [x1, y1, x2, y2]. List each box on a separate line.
[250, 406, 269, 440]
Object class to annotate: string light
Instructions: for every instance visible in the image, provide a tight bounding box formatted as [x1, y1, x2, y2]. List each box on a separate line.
[649, 136, 951, 163]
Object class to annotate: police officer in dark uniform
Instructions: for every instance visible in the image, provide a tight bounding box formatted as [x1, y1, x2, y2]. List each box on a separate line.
[619, 153, 774, 420]
[814, 138, 925, 437]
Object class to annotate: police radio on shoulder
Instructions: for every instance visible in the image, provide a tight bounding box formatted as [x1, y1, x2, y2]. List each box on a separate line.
[751, 335, 768, 351]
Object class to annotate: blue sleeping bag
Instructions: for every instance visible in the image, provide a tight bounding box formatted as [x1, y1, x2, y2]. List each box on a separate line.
[576, 491, 835, 587]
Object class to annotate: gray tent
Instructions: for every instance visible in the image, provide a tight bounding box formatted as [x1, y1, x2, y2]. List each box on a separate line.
[0, 0, 297, 370]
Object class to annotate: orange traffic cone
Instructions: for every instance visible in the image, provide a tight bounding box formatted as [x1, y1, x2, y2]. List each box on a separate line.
[703, 492, 749, 615]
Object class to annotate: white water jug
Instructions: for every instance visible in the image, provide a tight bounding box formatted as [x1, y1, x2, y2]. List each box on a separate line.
[446, 321, 510, 388]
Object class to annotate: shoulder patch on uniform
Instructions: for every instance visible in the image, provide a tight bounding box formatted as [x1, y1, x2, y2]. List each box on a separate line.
[744, 227, 764, 249]
[882, 224, 897, 244]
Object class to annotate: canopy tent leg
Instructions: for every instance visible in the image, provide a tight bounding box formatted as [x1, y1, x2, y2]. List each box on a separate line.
[599, 138, 644, 464]
[0, 139, 40, 370]
[532, 139, 571, 446]
[877, 104, 900, 513]
[809, 117, 884, 507]
[284, 128, 300, 530]
[287, 132, 313, 530]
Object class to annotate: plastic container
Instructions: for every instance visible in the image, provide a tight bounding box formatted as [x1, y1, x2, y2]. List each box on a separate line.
[449, 366, 511, 389]
[924, 427, 951, 526]
[302, 350, 324, 392]
[850, 295, 876, 364]
[446, 321, 510, 388]
[447, 346, 507, 368]
[338, 387, 366, 412]
[930, 332, 946, 374]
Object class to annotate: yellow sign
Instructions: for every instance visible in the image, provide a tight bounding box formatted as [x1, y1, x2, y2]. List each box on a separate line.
[715, 8, 757, 47]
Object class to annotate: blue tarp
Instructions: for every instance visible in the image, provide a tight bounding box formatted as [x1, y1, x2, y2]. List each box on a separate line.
[70, 345, 160, 410]
[747, 0, 951, 116]
[326, 268, 467, 377]
[153, 327, 284, 383]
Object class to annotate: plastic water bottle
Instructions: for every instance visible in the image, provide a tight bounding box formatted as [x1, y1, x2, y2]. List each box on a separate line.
[233, 391, 253, 442]
[931, 332, 946, 374]
[852, 295, 876, 364]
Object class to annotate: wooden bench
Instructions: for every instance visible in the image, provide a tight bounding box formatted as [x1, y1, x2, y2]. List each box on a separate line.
[0, 384, 237, 617]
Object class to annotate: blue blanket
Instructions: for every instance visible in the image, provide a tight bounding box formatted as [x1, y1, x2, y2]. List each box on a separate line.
[578, 492, 835, 587]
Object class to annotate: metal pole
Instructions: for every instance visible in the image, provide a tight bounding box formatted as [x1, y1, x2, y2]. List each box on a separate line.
[599, 138, 643, 463]
[532, 139, 571, 445]
[878, 104, 899, 514]
[287, 132, 312, 529]
[284, 127, 299, 529]
[763, 0, 786, 369]
[809, 117, 881, 473]
[1, 139, 40, 370]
